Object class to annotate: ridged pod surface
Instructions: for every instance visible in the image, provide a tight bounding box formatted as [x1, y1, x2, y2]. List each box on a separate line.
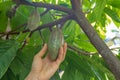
[27, 8, 40, 31]
[48, 28, 64, 60]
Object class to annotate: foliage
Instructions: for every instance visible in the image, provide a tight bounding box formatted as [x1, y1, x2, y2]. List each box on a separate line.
[0, 0, 120, 80]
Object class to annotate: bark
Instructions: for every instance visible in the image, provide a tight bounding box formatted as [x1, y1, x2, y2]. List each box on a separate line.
[70, 0, 120, 80]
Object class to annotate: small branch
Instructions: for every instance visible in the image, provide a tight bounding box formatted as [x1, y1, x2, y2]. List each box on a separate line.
[110, 46, 120, 50]
[11, 23, 27, 32]
[0, 23, 27, 38]
[21, 31, 33, 49]
[68, 44, 95, 55]
[40, 8, 50, 16]
[7, 2, 20, 18]
[39, 30, 45, 46]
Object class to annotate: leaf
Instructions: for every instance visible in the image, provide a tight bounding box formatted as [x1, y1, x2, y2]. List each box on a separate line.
[93, 0, 107, 22]
[11, 5, 34, 30]
[28, 31, 43, 46]
[0, 1, 13, 31]
[50, 71, 60, 80]
[107, 0, 120, 9]
[41, 12, 54, 24]
[82, 0, 91, 12]
[62, 51, 93, 80]
[104, 7, 120, 23]
[0, 39, 19, 79]
[62, 50, 115, 80]
[74, 32, 96, 52]
[10, 46, 41, 80]
[63, 20, 76, 43]
[41, 28, 50, 43]
[1, 68, 17, 80]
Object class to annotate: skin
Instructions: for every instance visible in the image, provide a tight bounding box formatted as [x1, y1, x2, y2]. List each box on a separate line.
[25, 43, 67, 80]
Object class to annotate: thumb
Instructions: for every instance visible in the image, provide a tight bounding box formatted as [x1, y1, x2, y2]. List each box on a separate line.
[37, 44, 47, 58]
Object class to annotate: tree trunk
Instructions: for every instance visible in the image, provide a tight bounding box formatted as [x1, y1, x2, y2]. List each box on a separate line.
[70, 0, 120, 80]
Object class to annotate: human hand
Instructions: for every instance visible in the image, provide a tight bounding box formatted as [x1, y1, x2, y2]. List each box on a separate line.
[25, 43, 67, 80]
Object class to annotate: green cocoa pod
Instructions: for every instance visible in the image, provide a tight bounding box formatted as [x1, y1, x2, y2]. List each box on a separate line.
[27, 8, 40, 31]
[48, 28, 64, 60]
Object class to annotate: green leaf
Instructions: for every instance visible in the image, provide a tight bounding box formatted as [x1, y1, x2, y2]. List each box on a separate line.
[1, 68, 17, 80]
[0, 1, 13, 31]
[0, 39, 19, 79]
[93, 0, 107, 22]
[50, 71, 60, 80]
[41, 28, 50, 43]
[62, 50, 115, 80]
[63, 21, 77, 43]
[82, 0, 91, 12]
[41, 12, 54, 24]
[107, 0, 120, 9]
[11, 5, 32, 30]
[74, 33, 96, 52]
[10, 46, 41, 80]
[104, 7, 120, 23]
[62, 51, 93, 80]
[28, 31, 43, 46]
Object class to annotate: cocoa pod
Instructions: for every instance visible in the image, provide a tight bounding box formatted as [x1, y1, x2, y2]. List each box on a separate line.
[27, 8, 40, 31]
[48, 28, 64, 60]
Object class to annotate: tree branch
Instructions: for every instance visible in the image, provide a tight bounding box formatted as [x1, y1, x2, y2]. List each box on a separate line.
[68, 44, 95, 55]
[13, 0, 72, 14]
[70, 0, 82, 11]
[40, 8, 50, 16]
[9, 14, 72, 35]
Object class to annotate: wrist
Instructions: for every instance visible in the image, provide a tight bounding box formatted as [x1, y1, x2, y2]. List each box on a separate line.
[25, 71, 49, 80]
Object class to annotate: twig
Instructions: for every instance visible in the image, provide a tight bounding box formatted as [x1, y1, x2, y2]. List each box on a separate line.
[0, 23, 27, 38]
[39, 30, 45, 46]
[40, 8, 50, 16]
[20, 31, 33, 49]
[68, 44, 95, 55]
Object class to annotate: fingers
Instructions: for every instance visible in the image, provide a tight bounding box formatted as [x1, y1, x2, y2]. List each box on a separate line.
[56, 43, 67, 64]
[63, 43, 67, 60]
[56, 47, 63, 64]
[36, 44, 47, 58]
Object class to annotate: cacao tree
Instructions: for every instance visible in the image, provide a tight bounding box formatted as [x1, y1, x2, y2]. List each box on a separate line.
[0, 0, 120, 80]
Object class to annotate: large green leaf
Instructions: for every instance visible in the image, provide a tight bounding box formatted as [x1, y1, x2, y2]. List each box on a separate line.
[62, 51, 95, 79]
[1, 68, 17, 80]
[0, 40, 19, 79]
[11, 5, 31, 30]
[62, 50, 115, 80]
[107, 0, 120, 9]
[10, 46, 41, 80]
[41, 28, 51, 43]
[93, 0, 107, 22]
[82, 0, 91, 12]
[0, 1, 13, 32]
[50, 71, 60, 80]
[104, 7, 120, 23]
[74, 29, 96, 52]
[41, 12, 54, 24]
[63, 20, 76, 43]
[28, 31, 43, 46]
